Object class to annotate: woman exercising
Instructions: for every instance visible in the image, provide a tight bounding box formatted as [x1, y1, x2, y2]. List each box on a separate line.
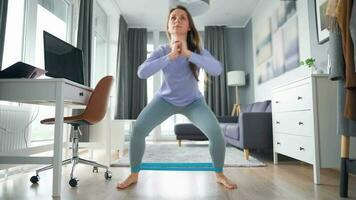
[117, 5, 237, 190]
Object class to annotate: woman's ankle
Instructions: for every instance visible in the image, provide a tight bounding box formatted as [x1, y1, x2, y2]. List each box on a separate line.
[215, 172, 225, 177]
[130, 172, 139, 177]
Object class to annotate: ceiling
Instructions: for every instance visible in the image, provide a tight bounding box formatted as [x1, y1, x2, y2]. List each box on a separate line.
[115, 0, 261, 30]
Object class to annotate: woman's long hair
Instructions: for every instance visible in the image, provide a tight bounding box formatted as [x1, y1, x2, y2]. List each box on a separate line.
[166, 5, 201, 81]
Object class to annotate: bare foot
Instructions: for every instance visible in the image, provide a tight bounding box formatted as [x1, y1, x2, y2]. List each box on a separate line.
[116, 173, 139, 189]
[216, 173, 237, 190]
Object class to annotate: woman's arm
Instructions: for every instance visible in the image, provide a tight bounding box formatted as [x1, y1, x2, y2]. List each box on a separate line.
[188, 49, 222, 76]
[137, 46, 170, 79]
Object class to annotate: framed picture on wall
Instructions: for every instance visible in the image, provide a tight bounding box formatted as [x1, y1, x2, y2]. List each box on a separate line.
[315, 0, 329, 44]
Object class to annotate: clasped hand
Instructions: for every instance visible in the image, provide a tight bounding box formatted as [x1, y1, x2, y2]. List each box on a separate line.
[169, 40, 192, 60]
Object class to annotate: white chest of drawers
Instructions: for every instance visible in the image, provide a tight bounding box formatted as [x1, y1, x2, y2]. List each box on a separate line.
[272, 75, 339, 184]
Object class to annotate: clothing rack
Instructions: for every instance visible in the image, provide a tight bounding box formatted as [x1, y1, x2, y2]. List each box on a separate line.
[340, 136, 356, 197]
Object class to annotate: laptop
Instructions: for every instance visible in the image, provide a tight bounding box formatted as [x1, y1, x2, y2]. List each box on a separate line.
[0, 62, 47, 79]
[43, 31, 84, 85]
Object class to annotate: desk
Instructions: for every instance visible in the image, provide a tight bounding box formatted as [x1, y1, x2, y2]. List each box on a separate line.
[0, 78, 92, 197]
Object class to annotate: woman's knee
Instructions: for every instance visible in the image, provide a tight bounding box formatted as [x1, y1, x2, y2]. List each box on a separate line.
[204, 130, 225, 144]
[131, 122, 149, 139]
[211, 133, 225, 145]
[211, 125, 225, 138]
[202, 124, 221, 136]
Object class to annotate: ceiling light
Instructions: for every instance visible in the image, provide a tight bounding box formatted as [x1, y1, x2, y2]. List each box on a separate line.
[169, 0, 210, 16]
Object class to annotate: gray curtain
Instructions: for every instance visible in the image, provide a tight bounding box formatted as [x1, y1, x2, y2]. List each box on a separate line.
[115, 17, 147, 119]
[0, 0, 8, 69]
[77, 0, 93, 87]
[115, 16, 128, 119]
[204, 26, 229, 116]
[127, 28, 147, 118]
[74, 0, 93, 141]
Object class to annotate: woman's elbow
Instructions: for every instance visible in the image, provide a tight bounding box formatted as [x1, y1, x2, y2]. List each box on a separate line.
[137, 68, 148, 79]
[211, 63, 223, 76]
[216, 65, 223, 76]
[137, 72, 148, 79]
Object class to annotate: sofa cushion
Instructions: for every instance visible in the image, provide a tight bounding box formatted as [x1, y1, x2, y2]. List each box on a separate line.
[217, 116, 238, 123]
[242, 104, 253, 112]
[250, 101, 270, 112]
[220, 123, 239, 140]
[265, 102, 272, 112]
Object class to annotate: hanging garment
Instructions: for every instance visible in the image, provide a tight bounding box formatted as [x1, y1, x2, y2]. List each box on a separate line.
[329, 30, 356, 136]
[350, 1, 356, 72]
[327, 0, 356, 121]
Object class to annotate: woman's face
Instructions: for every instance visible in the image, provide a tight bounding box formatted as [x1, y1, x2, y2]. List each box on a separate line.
[168, 9, 191, 36]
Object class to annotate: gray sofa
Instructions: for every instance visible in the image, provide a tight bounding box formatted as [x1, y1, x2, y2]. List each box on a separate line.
[174, 100, 273, 160]
[218, 100, 273, 159]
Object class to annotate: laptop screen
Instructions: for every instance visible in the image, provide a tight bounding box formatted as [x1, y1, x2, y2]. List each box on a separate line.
[43, 31, 84, 85]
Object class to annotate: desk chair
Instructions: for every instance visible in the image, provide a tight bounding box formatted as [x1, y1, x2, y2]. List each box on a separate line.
[30, 76, 114, 187]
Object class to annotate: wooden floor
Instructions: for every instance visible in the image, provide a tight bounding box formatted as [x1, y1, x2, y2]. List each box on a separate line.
[1, 149, 356, 200]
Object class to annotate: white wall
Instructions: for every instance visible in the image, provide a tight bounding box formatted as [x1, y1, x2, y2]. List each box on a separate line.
[252, 0, 313, 101]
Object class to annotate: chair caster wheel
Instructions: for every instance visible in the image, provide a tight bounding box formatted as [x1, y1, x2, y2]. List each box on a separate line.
[93, 166, 98, 173]
[69, 178, 78, 187]
[104, 171, 112, 179]
[30, 175, 39, 184]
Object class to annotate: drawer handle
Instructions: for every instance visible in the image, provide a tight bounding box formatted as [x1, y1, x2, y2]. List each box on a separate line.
[277, 142, 281, 145]
[276, 121, 280, 124]
[299, 147, 305, 151]
[79, 92, 84, 96]
[275, 100, 279, 104]
[297, 96, 302, 100]
[298, 122, 304, 125]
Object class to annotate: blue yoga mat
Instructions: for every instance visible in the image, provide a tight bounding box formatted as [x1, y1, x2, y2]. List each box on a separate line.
[140, 162, 217, 171]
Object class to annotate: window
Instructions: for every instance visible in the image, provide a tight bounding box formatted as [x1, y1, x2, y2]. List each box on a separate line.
[146, 31, 154, 103]
[1, 0, 72, 142]
[146, 43, 154, 102]
[2, 0, 25, 69]
[35, 1, 69, 69]
[30, 0, 72, 142]
[92, 2, 108, 86]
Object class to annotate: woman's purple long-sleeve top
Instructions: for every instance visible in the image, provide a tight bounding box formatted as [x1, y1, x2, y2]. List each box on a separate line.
[137, 44, 222, 106]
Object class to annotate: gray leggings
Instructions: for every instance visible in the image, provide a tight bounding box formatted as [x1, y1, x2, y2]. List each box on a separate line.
[129, 96, 226, 173]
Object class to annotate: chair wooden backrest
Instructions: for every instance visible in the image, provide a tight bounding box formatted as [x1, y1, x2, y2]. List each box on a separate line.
[40, 76, 114, 125]
[81, 76, 113, 124]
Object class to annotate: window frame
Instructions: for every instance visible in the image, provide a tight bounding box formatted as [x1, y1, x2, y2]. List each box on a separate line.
[22, 0, 76, 142]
